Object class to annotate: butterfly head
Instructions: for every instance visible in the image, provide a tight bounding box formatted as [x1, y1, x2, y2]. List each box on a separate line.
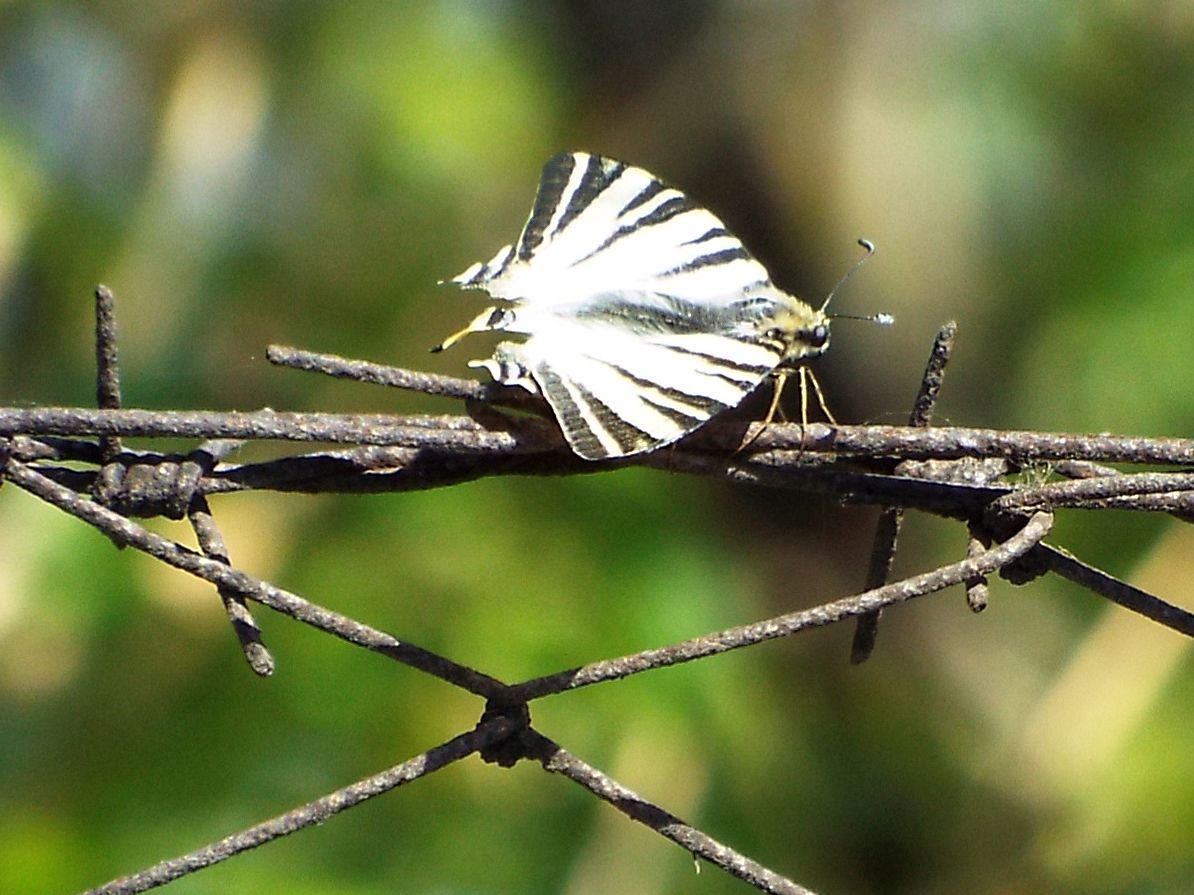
[770, 238, 892, 364]
[768, 302, 832, 364]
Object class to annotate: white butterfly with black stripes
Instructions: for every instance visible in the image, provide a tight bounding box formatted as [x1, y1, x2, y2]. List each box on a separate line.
[434, 151, 884, 460]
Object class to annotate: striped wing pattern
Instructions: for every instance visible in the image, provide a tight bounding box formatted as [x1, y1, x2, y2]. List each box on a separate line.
[448, 152, 820, 460]
[474, 319, 783, 459]
[453, 152, 775, 309]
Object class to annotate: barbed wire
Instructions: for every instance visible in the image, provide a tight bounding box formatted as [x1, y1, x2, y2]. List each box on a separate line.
[1, 287, 1192, 895]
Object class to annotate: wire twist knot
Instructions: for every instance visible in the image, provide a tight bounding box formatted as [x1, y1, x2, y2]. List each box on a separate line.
[93, 458, 204, 520]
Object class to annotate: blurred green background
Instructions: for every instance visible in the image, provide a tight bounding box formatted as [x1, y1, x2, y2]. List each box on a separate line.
[2, 3, 1193, 893]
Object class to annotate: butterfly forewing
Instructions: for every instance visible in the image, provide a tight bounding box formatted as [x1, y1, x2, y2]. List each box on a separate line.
[456, 153, 772, 307]
[446, 151, 826, 459]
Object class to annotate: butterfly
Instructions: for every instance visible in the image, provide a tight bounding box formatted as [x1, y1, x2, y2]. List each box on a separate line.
[433, 151, 885, 460]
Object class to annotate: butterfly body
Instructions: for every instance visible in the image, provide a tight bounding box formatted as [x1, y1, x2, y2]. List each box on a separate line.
[438, 151, 832, 460]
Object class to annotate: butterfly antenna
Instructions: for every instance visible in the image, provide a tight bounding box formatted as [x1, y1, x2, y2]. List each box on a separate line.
[820, 238, 877, 313]
[820, 238, 893, 327]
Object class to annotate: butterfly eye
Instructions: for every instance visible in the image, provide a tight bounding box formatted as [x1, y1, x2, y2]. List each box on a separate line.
[806, 324, 830, 349]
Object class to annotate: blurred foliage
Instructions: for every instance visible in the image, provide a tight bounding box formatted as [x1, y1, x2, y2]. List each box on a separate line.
[1, 2, 1193, 894]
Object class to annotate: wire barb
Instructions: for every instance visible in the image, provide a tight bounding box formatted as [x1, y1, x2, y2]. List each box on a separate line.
[94, 285, 123, 464]
[852, 320, 958, 663]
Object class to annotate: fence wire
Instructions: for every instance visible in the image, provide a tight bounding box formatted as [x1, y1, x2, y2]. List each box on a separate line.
[1, 288, 1192, 894]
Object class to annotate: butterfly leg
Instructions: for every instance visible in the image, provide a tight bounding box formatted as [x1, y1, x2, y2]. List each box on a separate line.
[787, 366, 836, 455]
[431, 306, 513, 353]
[799, 366, 837, 425]
[735, 370, 791, 453]
[738, 366, 836, 454]
[468, 342, 540, 394]
[765, 370, 790, 427]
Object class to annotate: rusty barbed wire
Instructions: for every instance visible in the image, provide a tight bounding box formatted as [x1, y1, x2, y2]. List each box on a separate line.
[2, 287, 1193, 895]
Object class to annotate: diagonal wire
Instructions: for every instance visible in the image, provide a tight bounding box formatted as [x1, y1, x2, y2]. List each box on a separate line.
[1034, 543, 1194, 635]
[507, 512, 1054, 701]
[3, 454, 506, 699]
[524, 728, 820, 895]
[81, 716, 519, 895]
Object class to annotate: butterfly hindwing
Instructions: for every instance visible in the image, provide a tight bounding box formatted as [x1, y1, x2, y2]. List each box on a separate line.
[489, 311, 783, 460]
